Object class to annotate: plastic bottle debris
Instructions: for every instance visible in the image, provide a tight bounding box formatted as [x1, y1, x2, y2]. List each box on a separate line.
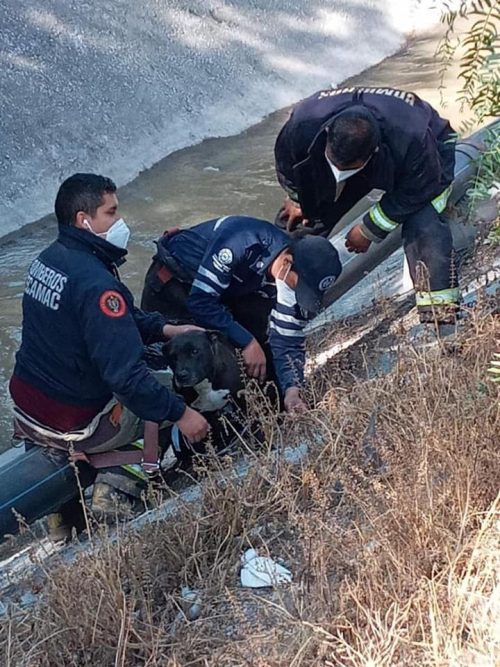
[240, 548, 292, 588]
[169, 587, 202, 636]
[180, 586, 202, 620]
[161, 446, 178, 470]
[20, 591, 38, 607]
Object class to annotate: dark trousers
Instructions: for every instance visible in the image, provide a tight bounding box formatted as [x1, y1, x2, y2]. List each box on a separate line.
[141, 262, 193, 321]
[402, 204, 455, 294]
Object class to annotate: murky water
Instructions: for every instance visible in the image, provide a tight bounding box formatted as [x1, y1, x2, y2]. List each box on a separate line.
[0, 23, 464, 451]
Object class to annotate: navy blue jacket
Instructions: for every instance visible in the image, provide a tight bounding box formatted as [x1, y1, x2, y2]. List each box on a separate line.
[13, 225, 186, 423]
[158, 216, 309, 392]
[275, 86, 456, 239]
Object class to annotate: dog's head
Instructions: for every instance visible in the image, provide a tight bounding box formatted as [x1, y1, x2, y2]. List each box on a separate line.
[163, 330, 219, 389]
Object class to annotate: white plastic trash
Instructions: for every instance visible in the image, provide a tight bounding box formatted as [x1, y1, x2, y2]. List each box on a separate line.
[240, 548, 292, 588]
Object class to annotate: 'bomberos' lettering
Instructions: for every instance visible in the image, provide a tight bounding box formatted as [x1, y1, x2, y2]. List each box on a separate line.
[24, 259, 68, 311]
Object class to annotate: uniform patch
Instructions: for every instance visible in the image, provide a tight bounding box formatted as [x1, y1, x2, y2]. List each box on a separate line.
[319, 275, 335, 291]
[217, 248, 233, 265]
[99, 290, 127, 318]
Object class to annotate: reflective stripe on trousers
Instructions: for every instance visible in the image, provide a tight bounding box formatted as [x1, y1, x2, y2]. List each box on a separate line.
[415, 287, 460, 307]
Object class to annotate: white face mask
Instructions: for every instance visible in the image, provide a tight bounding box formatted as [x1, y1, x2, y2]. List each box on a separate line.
[84, 217, 131, 250]
[325, 154, 368, 183]
[275, 264, 297, 307]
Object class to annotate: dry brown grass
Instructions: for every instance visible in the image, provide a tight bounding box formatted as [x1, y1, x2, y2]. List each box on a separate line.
[0, 306, 499, 666]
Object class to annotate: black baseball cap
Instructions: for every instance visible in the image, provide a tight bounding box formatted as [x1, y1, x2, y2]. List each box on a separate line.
[292, 236, 342, 315]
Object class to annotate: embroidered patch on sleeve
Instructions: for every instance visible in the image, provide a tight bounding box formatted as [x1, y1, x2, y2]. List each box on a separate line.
[99, 290, 127, 318]
[212, 247, 233, 273]
[217, 248, 233, 265]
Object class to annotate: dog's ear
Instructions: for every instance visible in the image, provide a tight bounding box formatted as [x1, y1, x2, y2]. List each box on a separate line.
[162, 340, 173, 362]
[206, 330, 222, 346]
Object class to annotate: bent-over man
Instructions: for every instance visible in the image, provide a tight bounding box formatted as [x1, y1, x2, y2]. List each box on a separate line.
[274, 86, 459, 324]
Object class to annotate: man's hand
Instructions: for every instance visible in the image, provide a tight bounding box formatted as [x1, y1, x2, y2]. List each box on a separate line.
[279, 197, 308, 232]
[175, 406, 210, 443]
[284, 386, 307, 413]
[242, 338, 267, 382]
[345, 224, 372, 253]
[163, 323, 205, 339]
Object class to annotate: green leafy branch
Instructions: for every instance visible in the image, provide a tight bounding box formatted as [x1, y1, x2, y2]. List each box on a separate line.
[436, 0, 499, 126]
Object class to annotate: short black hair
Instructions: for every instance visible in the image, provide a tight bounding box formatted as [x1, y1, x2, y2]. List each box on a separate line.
[54, 173, 117, 225]
[326, 109, 379, 167]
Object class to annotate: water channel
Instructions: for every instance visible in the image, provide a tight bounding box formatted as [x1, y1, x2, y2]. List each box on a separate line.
[0, 23, 465, 451]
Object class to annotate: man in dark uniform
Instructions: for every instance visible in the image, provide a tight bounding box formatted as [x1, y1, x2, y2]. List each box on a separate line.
[141, 215, 342, 413]
[274, 86, 459, 323]
[9, 173, 209, 532]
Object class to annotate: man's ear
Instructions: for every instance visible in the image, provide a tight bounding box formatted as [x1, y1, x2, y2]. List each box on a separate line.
[74, 211, 88, 230]
[282, 251, 294, 269]
[270, 249, 293, 279]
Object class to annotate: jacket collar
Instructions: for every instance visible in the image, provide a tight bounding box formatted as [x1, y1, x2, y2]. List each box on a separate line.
[57, 224, 127, 268]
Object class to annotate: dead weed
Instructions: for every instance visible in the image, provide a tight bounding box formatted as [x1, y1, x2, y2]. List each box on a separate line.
[0, 309, 499, 666]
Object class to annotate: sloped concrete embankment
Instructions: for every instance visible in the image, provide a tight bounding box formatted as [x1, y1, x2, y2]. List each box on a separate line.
[1, 0, 436, 237]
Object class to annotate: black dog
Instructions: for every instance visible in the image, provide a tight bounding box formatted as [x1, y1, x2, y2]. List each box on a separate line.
[161, 331, 245, 466]
[163, 330, 243, 398]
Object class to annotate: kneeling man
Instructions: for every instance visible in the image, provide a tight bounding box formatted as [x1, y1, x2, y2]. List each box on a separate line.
[141, 215, 342, 413]
[10, 173, 209, 528]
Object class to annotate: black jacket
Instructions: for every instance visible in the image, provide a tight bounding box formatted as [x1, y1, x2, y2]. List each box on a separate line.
[13, 225, 186, 423]
[275, 86, 456, 239]
[157, 216, 309, 392]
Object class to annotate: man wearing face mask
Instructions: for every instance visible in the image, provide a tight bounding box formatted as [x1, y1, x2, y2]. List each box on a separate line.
[9, 173, 209, 528]
[141, 216, 342, 413]
[275, 86, 459, 324]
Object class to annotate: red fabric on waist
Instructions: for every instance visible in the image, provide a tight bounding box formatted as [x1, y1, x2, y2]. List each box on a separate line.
[9, 375, 107, 432]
